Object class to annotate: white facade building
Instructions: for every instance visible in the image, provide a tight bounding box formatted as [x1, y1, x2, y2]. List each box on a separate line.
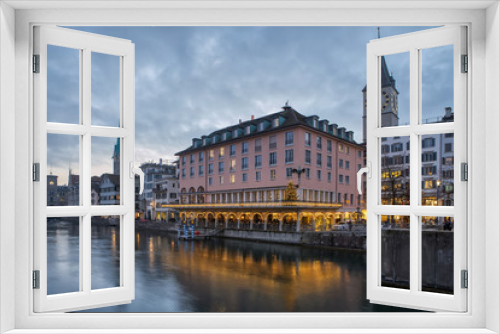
[137, 160, 178, 220]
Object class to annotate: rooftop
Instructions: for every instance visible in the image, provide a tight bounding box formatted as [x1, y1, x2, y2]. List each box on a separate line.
[176, 105, 361, 155]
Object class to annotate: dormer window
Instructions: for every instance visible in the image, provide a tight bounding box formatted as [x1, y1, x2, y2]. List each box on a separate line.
[258, 122, 264, 131]
[313, 119, 318, 128]
[233, 129, 238, 138]
[222, 133, 227, 140]
[273, 118, 279, 127]
[246, 126, 250, 134]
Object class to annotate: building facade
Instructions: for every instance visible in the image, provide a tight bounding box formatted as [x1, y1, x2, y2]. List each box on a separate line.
[172, 105, 365, 232]
[137, 160, 178, 220]
[367, 57, 455, 226]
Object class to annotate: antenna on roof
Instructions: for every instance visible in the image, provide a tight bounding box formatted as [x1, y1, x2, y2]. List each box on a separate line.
[377, 27, 381, 39]
[285, 100, 289, 107]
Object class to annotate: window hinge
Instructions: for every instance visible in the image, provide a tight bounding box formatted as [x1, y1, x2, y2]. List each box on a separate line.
[33, 270, 40, 289]
[461, 270, 468, 289]
[461, 162, 468, 181]
[33, 54, 40, 73]
[33, 163, 40, 182]
[461, 54, 468, 73]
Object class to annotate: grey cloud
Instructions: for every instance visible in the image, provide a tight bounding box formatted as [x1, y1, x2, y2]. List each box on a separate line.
[47, 25, 449, 172]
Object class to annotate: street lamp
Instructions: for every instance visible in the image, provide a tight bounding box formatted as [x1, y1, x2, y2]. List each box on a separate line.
[291, 165, 306, 187]
[436, 180, 441, 206]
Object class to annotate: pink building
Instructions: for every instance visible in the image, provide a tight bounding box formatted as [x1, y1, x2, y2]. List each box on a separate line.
[173, 105, 365, 232]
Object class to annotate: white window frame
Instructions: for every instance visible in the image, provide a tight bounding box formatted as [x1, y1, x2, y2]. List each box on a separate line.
[366, 26, 467, 312]
[33, 25, 136, 313]
[1, 2, 498, 333]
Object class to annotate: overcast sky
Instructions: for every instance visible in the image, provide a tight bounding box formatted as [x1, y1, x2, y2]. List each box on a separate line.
[47, 26, 453, 185]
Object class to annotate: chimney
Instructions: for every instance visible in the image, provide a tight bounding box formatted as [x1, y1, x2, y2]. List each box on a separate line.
[251, 115, 255, 120]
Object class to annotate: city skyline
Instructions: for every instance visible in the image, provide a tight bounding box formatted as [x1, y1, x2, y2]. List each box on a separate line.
[47, 26, 452, 185]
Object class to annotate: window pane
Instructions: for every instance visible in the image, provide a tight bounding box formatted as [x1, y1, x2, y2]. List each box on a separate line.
[421, 45, 454, 124]
[47, 217, 80, 295]
[421, 216, 454, 294]
[91, 137, 121, 205]
[421, 134, 454, 206]
[381, 215, 410, 290]
[380, 136, 410, 205]
[380, 53, 409, 127]
[91, 52, 121, 127]
[47, 134, 80, 206]
[47, 45, 80, 124]
[91, 216, 121, 290]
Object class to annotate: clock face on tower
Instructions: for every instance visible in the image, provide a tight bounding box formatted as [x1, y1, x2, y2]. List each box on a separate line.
[381, 91, 390, 110]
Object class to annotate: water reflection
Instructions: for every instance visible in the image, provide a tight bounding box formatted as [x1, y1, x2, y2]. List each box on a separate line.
[48, 222, 415, 312]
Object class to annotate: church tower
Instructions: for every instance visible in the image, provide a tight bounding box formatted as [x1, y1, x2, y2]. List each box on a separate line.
[112, 138, 120, 175]
[362, 56, 399, 143]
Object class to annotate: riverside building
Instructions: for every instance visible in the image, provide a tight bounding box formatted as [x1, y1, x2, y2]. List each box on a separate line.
[171, 104, 365, 232]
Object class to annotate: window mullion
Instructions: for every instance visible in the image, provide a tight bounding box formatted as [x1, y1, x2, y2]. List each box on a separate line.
[409, 47, 420, 294]
[82, 48, 92, 294]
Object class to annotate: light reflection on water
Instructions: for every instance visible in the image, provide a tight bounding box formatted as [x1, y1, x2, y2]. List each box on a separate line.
[47, 221, 415, 312]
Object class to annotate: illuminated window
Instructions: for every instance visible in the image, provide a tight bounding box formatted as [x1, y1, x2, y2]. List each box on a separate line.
[219, 176, 224, 184]
[219, 147, 225, 158]
[423, 180, 434, 189]
[209, 149, 214, 161]
[230, 175, 235, 183]
[230, 159, 236, 172]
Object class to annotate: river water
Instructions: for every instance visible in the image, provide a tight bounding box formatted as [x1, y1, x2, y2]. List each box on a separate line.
[47, 220, 414, 312]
